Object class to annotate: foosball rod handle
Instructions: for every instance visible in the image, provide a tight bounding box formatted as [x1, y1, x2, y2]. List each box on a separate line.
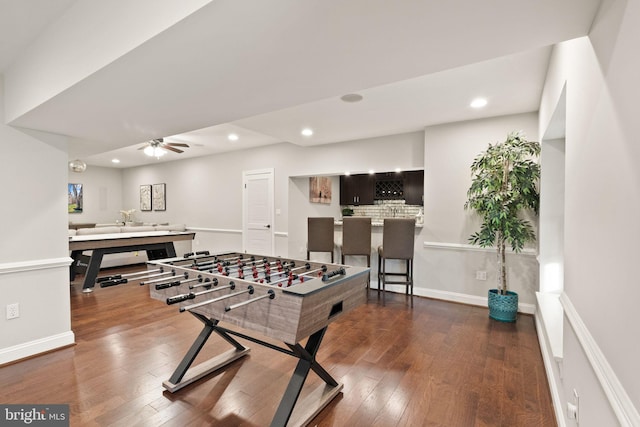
[96, 275, 121, 283]
[322, 267, 346, 282]
[100, 278, 128, 287]
[182, 250, 211, 258]
[166, 293, 195, 305]
[155, 280, 182, 290]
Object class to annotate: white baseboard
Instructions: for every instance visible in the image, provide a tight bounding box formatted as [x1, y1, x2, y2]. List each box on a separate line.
[0, 331, 75, 366]
[377, 282, 536, 314]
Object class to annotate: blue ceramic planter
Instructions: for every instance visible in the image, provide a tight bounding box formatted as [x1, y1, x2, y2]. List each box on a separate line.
[488, 289, 518, 322]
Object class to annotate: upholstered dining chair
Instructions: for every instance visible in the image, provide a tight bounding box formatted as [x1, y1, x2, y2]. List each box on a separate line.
[339, 216, 372, 287]
[307, 217, 335, 263]
[377, 218, 416, 304]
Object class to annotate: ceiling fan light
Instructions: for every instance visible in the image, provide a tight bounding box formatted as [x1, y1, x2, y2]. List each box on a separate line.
[144, 146, 166, 157]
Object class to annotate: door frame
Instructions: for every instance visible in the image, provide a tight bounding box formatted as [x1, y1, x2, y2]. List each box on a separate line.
[242, 168, 275, 255]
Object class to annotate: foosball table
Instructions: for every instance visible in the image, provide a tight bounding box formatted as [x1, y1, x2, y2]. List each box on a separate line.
[97, 251, 370, 427]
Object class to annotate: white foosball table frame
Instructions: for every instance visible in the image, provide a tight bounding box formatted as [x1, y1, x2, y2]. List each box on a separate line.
[143, 251, 370, 427]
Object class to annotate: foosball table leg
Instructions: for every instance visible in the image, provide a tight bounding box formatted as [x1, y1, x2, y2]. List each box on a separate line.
[163, 313, 250, 393]
[270, 327, 343, 427]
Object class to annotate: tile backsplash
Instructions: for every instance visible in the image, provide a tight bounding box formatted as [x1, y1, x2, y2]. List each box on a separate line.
[343, 200, 423, 224]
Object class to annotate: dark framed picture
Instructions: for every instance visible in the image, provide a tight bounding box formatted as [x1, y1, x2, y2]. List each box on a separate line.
[140, 184, 152, 211]
[68, 183, 83, 213]
[152, 183, 166, 211]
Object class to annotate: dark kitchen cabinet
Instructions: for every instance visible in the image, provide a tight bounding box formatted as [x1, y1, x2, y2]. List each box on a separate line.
[340, 174, 375, 205]
[339, 170, 423, 205]
[403, 170, 424, 205]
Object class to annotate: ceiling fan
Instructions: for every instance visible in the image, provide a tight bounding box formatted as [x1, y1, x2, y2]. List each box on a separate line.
[139, 138, 189, 157]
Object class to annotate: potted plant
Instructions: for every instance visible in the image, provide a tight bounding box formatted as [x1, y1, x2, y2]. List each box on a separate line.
[464, 130, 540, 322]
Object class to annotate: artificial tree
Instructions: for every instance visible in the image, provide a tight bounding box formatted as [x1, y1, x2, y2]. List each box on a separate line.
[465, 130, 540, 298]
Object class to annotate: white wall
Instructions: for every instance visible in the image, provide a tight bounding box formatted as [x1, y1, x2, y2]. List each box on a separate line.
[422, 113, 539, 307]
[539, 138, 565, 294]
[288, 176, 342, 262]
[67, 166, 123, 225]
[121, 142, 299, 255]
[537, 0, 640, 424]
[0, 86, 74, 364]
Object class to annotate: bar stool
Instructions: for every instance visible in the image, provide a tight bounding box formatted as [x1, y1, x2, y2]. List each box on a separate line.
[377, 218, 416, 304]
[307, 217, 335, 262]
[340, 217, 372, 287]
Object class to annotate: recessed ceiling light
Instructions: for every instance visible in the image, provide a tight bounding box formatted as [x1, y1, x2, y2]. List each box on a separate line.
[470, 97, 488, 108]
[228, 133, 239, 141]
[345, 171, 351, 176]
[301, 128, 313, 137]
[111, 159, 120, 164]
[368, 169, 375, 175]
[340, 93, 363, 103]
[395, 167, 402, 173]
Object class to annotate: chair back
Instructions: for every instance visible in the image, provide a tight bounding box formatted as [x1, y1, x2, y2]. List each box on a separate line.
[307, 217, 335, 252]
[342, 217, 372, 256]
[382, 218, 416, 259]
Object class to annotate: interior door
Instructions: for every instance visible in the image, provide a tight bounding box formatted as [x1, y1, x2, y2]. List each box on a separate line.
[243, 168, 274, 255]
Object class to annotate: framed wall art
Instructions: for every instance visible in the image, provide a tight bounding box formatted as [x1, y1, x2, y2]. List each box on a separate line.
[68, 183, 83, 213]
[140, 184, 152, 211]
[152, 183, 166, 211]
[309, 176, 331, 204]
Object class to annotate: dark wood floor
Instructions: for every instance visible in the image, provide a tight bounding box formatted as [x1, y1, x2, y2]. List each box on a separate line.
[0, 266, 556, 426]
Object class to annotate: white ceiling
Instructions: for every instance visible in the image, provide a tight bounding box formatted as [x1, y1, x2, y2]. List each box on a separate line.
[0, 0, 76, 71]
[1, 1, 602, 169]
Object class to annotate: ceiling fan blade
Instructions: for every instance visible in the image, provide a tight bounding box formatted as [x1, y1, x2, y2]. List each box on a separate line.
[166, 143, 189, 148]
[163, 145, 184, 154]
[137, 145, 148, 150]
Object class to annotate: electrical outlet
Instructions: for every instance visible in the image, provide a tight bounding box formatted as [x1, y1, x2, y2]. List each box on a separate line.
[6, 303, 19, 320]
[475, 270, 487, 280]
[567, 402, 578, 420]
[570, 388, 580, 423]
